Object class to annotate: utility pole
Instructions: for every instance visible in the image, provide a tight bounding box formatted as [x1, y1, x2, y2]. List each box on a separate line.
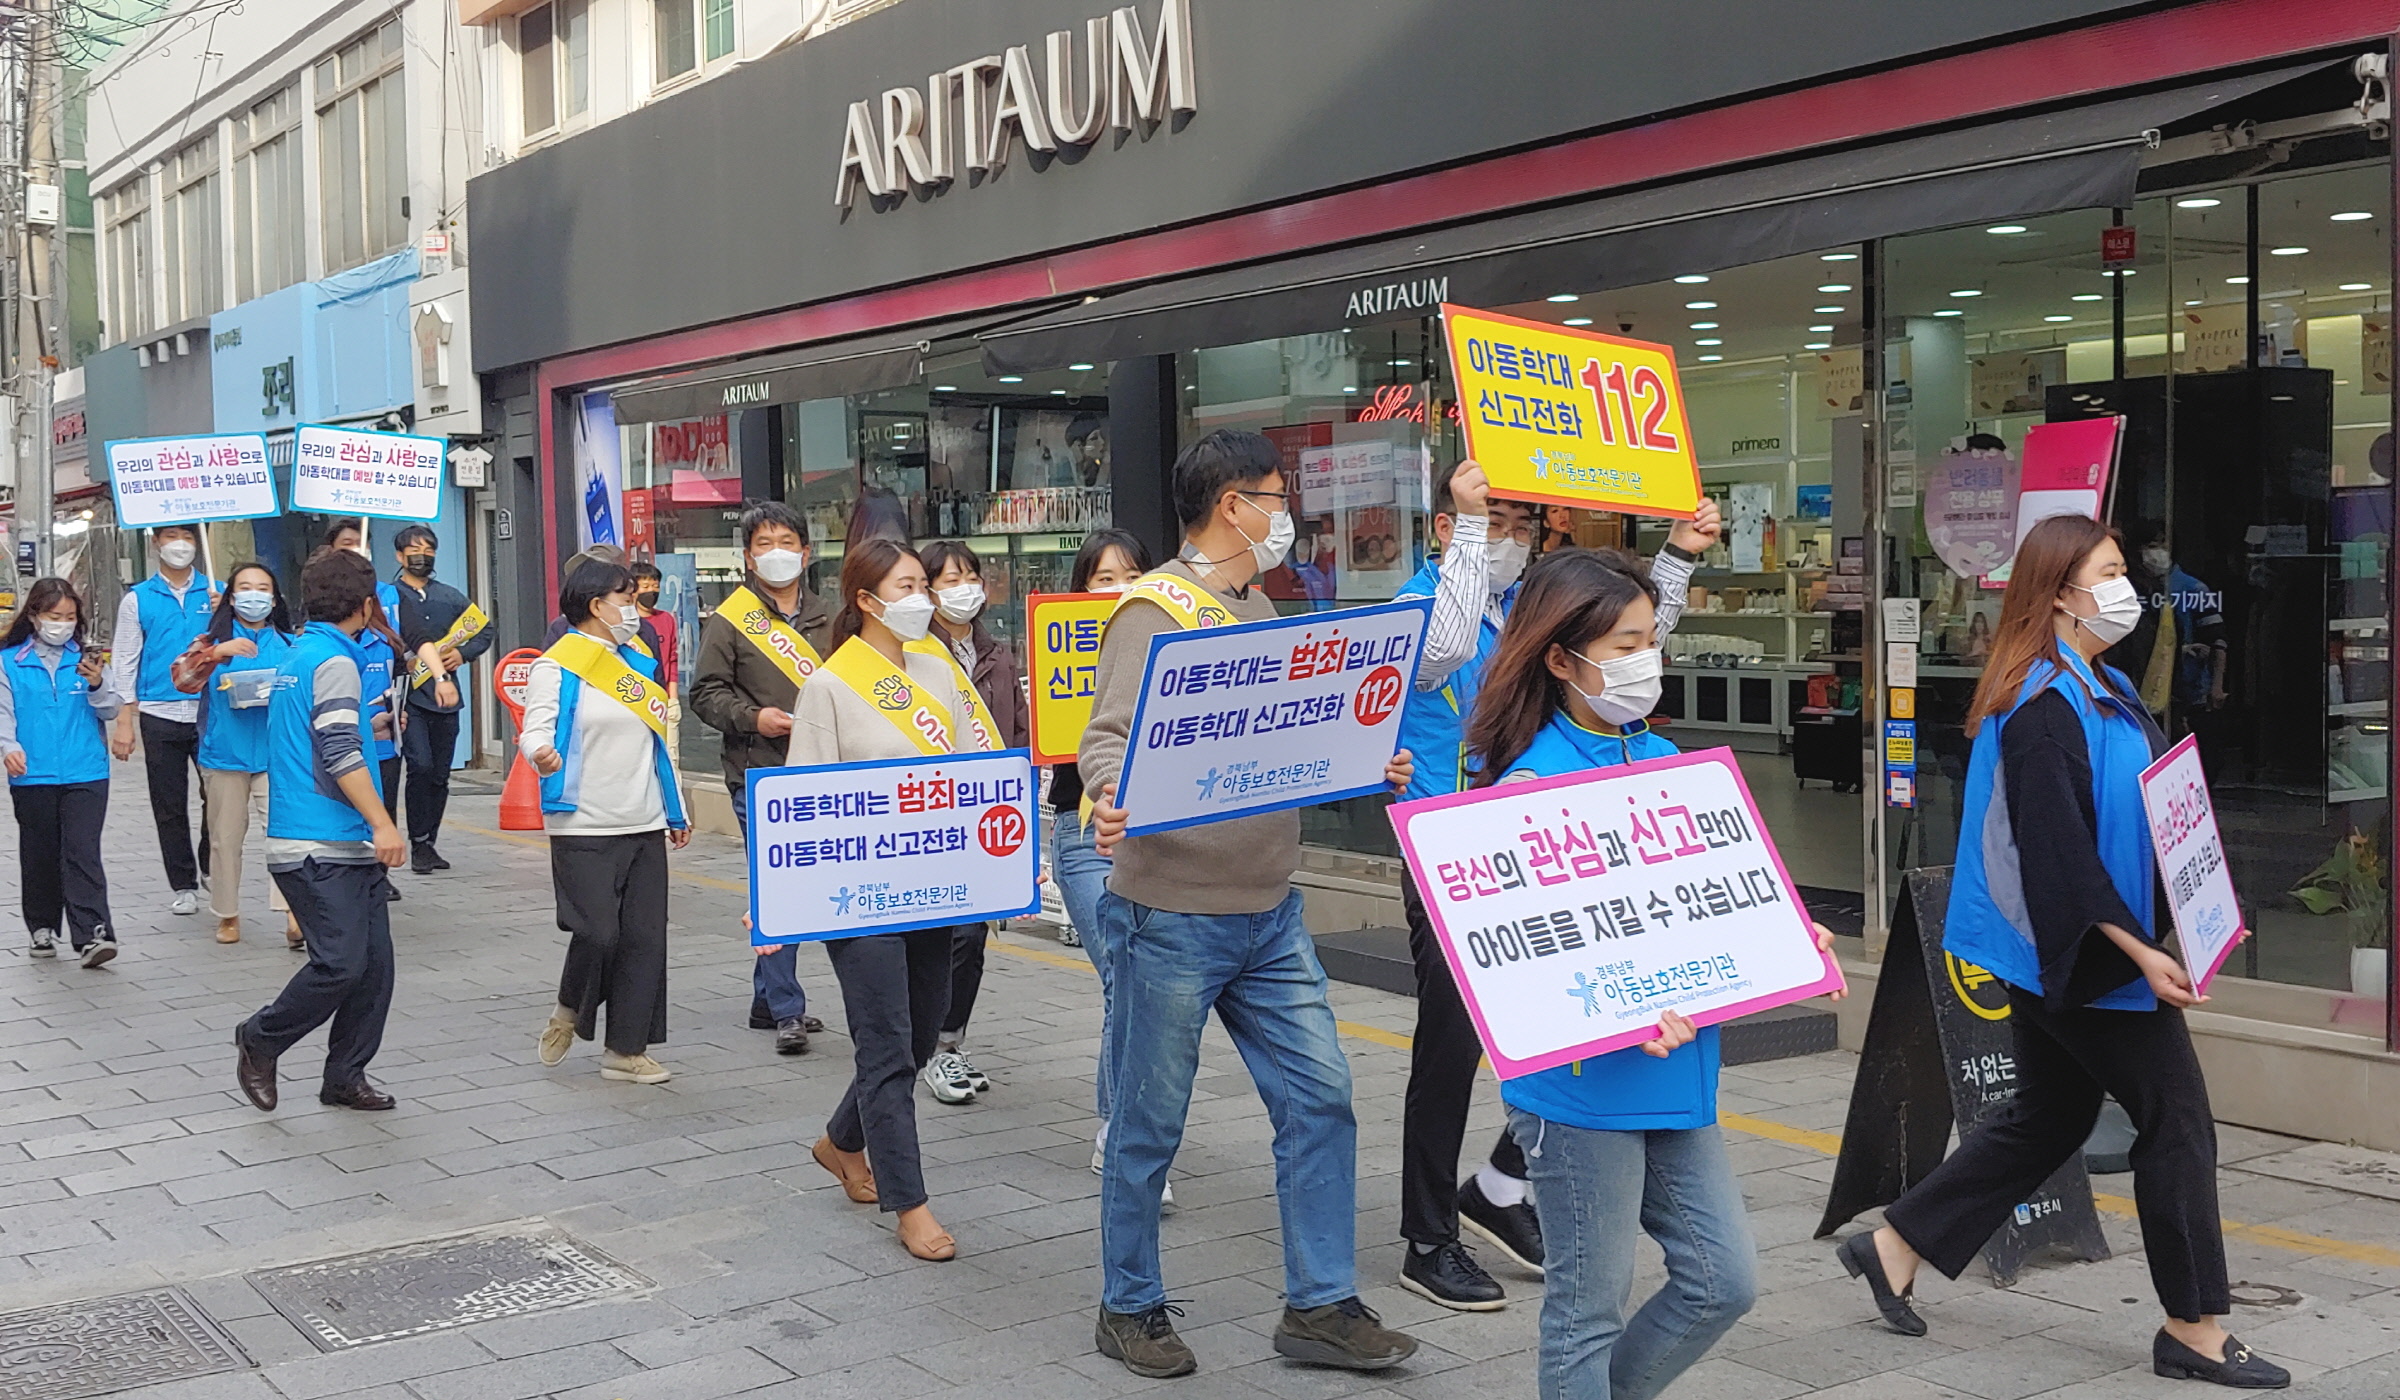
[15, 0, 61, 582]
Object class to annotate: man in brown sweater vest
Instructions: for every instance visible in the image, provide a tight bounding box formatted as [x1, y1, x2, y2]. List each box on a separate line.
[1080, 430, 1420, 1379]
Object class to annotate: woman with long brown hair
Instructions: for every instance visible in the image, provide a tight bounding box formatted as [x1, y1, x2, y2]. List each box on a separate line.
[1837, 514, 2285, 1388]
[787, 536, 986, 1262]
[1460, 548, 1839, 1400]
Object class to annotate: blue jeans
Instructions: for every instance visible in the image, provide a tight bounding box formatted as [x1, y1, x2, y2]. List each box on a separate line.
[1100, 888, 1357, 1313]
[1506, 1109, 1758, 1400]
[729, 780, 807, 1022]
[1052, 809, 1115, 1117]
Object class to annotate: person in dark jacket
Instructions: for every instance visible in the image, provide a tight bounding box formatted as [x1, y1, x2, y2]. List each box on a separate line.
[916, 539, 1029, 1105]
[1836, 514, 2287, 1391]
[688, 501, 834, 1055]
[387, 525, 494, 875]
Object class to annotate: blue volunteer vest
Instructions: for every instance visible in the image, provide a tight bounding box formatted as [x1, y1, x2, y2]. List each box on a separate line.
[1494, 710, 1726, 1133]
[266, 622, 381, 843]
[538, 645, 690, 829]
[3, 641, 110, 786]
[1947, 648, 2160, 1011]
[130, 573, 218, 703]
[1394, 558, 1511, 800]
[195, 625, 293, 774]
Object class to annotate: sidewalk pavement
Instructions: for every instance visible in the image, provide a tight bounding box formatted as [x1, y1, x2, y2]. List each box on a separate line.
[0, 761, 2397, 1400]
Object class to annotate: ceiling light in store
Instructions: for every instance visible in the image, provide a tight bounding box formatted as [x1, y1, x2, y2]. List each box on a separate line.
[1808, 324, 1834, 332]
[1068, 362, 1096, 371]
[1546, 294, 1581, 303]
[1949, 289, 1983, 297]
[1813, 305, 1846, 314]
[1817, 283, 1852, 293]
[1803, 341, 1832, 350]
[1694, 338, 1723, 346]
[997, 375, 1024, 383]
[2332, 211, 2375, 221]
[1933, 309, 1964, 317]
[1698, 354, 1723, 362]
[1562, 317, 1594, 326]
[2341, 282, 2375, 291]
[1985, 224, 2029, 235]
[933, 385, 958, 392]
[1674, 275, 1711, 285]
[2176, 197, 2222, 208]
[1820, 252, 1859, 261]
[1689, 321, 1719, 330]
[1390, 358, 1412, 366]
[2225, 276, 2250, 285]
[2101, 268, 2135, 277]
[2044, 314, 2073, 322]
[1050, 388, 1068, 396]
[2071, 293, 2103, 301]
[2185, 299, 2203, 306]
[1685, 300, 1717, 310]
[2270, 246, 2308, 256]
[1342, 386, 1358, 393]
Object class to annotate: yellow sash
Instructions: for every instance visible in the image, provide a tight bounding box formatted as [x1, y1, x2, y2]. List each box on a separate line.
[821, 637, 953, 756]
[719, 584, 821, 691]
[545, 631, 671, 741]
[1080, 571, 1236, 825]
[409, 602, 491, 687]
[904, 635, 999, 751]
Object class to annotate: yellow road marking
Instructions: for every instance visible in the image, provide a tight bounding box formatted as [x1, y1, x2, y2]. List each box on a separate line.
[456, 820, 2400, 1268]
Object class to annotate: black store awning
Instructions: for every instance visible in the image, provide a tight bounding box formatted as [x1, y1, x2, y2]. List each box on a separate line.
[611, 314, 1006, 424]
[981, 64, 2330, 375]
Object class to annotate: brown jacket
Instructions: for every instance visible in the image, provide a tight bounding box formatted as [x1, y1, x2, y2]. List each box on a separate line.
[946, 621, 1029, 751]
[689, 577, 836, 790]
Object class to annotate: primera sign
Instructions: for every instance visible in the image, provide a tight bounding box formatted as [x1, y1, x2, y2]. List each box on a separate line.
[835, 0, 1195, 208]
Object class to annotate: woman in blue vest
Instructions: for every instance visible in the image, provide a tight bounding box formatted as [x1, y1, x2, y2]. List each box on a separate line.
[0, 578, 123, 968]
[1837, 515, 2285, 1389]
[174, 563, 301, 949]
[520, 557, 690, 1088]
[1460, 548, 1838, 1400]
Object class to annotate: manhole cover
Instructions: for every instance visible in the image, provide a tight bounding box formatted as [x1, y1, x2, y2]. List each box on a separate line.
[2229, 1281, 2303, 1308]
[0, 1289, 247, 1400]
[246, 1227, 645, 1350]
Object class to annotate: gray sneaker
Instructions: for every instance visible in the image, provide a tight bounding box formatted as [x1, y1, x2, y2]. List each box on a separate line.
[27, 928, 55, 958]
[1095, 1304, 1196, 1378]
[1273, 1297, 1418, 1370]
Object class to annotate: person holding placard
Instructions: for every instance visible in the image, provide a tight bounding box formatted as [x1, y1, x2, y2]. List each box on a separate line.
[1393, 460, 1716, 1312]
[1458, 547, 1840, 1400]
[388, 526, 492, 876]
[327, 525, 407, 831]
[519, 557, 692, 1087]
[1, 578, 124, 967]
[691, 503, 832, 1056]
[1081, 430, 1420, 1378]
[1838, 515, 2285, 1390]
[171, 563, 301, 949]
[789, 536, 985, 1264]
[108, 524, 220, 918]
[916, 539, 1030, 1107]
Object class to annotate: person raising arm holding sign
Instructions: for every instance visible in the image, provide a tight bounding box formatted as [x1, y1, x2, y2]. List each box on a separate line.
[1837, 515, 2284, 1390]
[1081, 429, 1420, 1380]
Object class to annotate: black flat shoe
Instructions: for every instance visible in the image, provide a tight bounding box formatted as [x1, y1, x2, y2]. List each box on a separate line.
[2154, 1332, 2290, 1388]
[1837, 1231, 1926, 1336]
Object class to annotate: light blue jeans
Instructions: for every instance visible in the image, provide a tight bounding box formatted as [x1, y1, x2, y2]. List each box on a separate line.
[1506, 1109, 1758, 1400]
[1100, 888, 1357, 1314]
[1052, 809, 1115, 1117]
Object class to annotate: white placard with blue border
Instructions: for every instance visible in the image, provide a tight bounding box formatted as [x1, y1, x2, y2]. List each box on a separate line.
[292, 423, 448, 521]
[105, 432, 279, 528]
[1116, 596, 1432, 836]
[745, 749, 1042, 945]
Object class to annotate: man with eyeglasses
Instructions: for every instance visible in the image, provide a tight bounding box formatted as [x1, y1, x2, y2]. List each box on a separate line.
[1390, 462, 1716, 1312]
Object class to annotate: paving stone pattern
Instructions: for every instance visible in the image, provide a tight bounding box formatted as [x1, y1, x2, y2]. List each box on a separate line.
[0, 762, 2397, 1399]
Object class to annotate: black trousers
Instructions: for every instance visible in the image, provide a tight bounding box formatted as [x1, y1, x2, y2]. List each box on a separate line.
[12, 781, 112, 946]
[550, 831, 670, 1056]
[139, 713, 206, 890]
[1399, 869, 1527, 1246]
[1884, 988, 2229, 1322]
[401, 707, 460, 848]
[246, 860, 396, 1091]
[942, 922, 988, 1037]
[825, 925, 955, 1213]
[377, 756, 402, 822]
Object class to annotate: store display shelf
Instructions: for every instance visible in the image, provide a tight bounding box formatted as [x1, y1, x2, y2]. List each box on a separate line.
[2329, 786, 2388, 804]
[2329, 700, 2390, 717]
[2330, 617, 2390, 633]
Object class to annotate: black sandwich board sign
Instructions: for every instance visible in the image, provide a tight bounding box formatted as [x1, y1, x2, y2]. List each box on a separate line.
[1814, 865, 2109, 1286]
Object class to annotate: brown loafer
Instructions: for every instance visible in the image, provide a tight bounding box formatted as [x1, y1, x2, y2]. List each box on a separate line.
[319, 1080, 396, 1111]
[235, 1027, 277, 1111]
[897, 1204, 956, 1262]
[215, 918, 241, 944]
[812, 1136, 877, 1203]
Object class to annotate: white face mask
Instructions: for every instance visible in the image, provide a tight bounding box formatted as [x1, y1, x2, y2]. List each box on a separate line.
[608, 603, 642, 646]
[35, 619, 75, 647]
[1092, 582, 1132, 595]
[2066, 575, 2142, 646]
[1573, 647, 1664, 726]
[158, 539, 197, 569]
[1487, 538, 1531, 592]
[232, 591, 275, 623]
[935, 582, 986, 624]
[2141, 547, 2173, 577]
[753, 547, 806, 586]
[874, 592, 937, 642]
[1232, 498, 1296, 573]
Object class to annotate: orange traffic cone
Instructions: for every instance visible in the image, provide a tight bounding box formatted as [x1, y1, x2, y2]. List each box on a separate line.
[500, 752, 544, 831]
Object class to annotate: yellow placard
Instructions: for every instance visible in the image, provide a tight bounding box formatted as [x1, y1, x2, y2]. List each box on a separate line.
[1442, 305, 1702, 519]
[1026, 593, 1118, 766]
[1884, 730, 1916, 766]
[1889, 687, 1916, 719]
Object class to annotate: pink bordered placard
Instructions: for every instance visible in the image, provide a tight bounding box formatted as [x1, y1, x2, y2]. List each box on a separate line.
[1389, 745, 1845, 1079]
[2137, 732, 2245, 996]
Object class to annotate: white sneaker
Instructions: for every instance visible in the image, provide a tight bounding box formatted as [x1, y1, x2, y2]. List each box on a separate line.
[27, 929, 55, 958]
[921, 1053, 977, 1105]
[169, 891, 199, 916]
[955, 1052, 992, 1094]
